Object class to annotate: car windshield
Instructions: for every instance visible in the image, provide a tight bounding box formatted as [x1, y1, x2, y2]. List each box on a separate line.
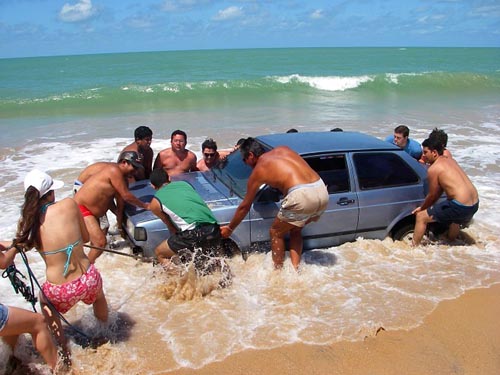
[212, 150, 252, 198]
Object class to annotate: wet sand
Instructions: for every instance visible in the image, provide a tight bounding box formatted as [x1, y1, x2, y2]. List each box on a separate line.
[162, 283, 500, 375]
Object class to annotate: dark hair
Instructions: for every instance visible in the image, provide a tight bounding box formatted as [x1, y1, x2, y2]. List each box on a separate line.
[134, 126, 153, 140]
[330, 127, 343, 132]
[14, 187, 49, 250]
[171, 129, 187, 141]
[428, 128, 448, 148]
[394, 125, 410, 138]
[239, 137, 266, 160]
[422, 137, 444, 155]
[236, 138, 245, 147]
[202, 138, 217, 151]
[286, 128, 298, 133]
[150, 168, 170, 189]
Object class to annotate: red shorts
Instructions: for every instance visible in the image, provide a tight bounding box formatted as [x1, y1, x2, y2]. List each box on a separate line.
[78, 204, 93, 218]
[42, 264, 103, 314]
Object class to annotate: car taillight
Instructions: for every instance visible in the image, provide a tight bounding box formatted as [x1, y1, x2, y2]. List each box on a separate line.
[134, 227, 147, 241]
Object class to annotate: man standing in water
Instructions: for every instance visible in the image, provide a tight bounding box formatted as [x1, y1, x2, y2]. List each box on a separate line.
[74, 161, 122, 236]
[412, 137, 479, 246]
[385, 125, 422, 160]
[74, 151, 150, 262]
[154, 129, 198, 176]
[220, 138, 329, 270]
[121, 126, 154, 180]
[196, 138, 234, 172]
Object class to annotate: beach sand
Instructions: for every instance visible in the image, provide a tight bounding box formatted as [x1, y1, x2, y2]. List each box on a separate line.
[163, 283, 500, 375]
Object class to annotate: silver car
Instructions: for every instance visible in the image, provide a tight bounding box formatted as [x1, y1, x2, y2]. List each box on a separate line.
[123, 131, 440, 258]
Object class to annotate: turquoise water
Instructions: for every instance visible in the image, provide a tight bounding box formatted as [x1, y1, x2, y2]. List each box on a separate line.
[1, 48, 500, 374]
[1, 48, 499, 121]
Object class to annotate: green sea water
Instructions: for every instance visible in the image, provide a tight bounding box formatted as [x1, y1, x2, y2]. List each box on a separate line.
[1, 47, 499, 120]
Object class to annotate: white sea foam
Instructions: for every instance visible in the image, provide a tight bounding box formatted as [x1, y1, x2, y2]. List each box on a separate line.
[274, 74, 373, 91]
[385, 72, 421, 84]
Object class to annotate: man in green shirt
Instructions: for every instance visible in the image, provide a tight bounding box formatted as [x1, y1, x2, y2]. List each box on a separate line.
[149, 168, 222, 269]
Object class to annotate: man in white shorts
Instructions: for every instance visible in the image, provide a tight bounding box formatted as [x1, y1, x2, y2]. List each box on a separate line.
[221, 138, 328, 270]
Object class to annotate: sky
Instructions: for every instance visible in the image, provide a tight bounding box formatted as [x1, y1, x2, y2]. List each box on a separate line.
[0, 0, 499, 58]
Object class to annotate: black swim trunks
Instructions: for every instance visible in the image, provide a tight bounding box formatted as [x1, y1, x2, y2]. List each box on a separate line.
[167, 223, 221, 253]
[427, 199, 479, 225]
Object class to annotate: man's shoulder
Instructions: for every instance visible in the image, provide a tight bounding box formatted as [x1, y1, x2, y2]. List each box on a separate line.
[170, 180, 191, 188]
[157, 181, 190, 196]
[408, 138, 422, 147]
[93, 162, 120, 178]
[122, 142, 138, 152]
[428, 159, 446, 174]
[406, 139, 422, 157]
[266, 146, 300, 160]
[158, 148, 173, 157]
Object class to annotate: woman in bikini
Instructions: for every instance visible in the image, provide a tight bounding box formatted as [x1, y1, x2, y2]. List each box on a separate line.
[13, 169, 109, 367]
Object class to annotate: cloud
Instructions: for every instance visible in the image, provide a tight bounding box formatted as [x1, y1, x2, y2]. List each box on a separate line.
[127, 16, 154, 29]
[310, 9, 324, 19]
[213, 6, 243, 21]
[161, 0, 213, 12]
[59, 0, 97, 23]
[418, 14, 446, 23]
[470, 5, 500, 18]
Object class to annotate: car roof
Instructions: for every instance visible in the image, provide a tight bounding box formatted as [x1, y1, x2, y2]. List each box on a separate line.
[256, 131, 399, 155]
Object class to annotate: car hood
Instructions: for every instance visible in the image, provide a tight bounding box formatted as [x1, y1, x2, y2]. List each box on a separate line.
[126, 171, 238, 221]
[172, 171, 239, 210]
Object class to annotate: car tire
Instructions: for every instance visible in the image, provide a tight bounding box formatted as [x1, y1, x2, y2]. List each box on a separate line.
[392, 222, 415, 244]
[132, 246, 143, 255]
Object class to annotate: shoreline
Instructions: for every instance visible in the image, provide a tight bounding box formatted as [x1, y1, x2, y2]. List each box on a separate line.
[163, 283, 500, 375]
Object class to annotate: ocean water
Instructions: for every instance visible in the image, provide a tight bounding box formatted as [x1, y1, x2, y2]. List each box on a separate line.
[1, 47, 500, 374]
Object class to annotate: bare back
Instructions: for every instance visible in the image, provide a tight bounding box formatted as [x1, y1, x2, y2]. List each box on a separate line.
[154, 148, 197, 176]
[38, 198, 90, 285]
[252, 146, 320, 194]
[74, 164, 128, 217]
[430, 156, 478, 205]
[77, 162, 113, 183]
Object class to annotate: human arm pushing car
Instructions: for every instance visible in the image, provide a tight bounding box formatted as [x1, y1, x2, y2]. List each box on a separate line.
[220, 170, 262, 238]
[150, 197, 178, 235]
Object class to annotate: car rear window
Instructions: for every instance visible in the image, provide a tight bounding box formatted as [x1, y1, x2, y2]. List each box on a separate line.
[353, 152, 420, 190]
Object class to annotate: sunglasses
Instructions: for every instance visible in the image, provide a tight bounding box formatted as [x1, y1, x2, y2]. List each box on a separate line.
[204, 153, 216, 158]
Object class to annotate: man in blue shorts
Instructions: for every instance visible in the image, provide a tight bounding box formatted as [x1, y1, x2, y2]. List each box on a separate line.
[385, 125, 422, 160]
[149, 168, 222, 270]
[412, 137, 479, 245]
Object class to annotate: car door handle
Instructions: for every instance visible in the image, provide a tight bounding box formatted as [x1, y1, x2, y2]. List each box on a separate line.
[337, 197, 355, 206]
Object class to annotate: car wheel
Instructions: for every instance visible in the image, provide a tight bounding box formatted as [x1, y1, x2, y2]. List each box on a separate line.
[132, 246, 143, 255]
[392, 223, 415, 244]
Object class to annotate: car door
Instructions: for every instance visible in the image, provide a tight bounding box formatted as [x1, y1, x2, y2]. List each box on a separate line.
[351, 151, 423, 239]
[303, 154, 358, 248]
[248, 153, 359, 250]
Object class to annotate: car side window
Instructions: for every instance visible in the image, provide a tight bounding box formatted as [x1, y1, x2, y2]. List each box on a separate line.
[353, 152, 420, 190]
[306, 154, 350, 194]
